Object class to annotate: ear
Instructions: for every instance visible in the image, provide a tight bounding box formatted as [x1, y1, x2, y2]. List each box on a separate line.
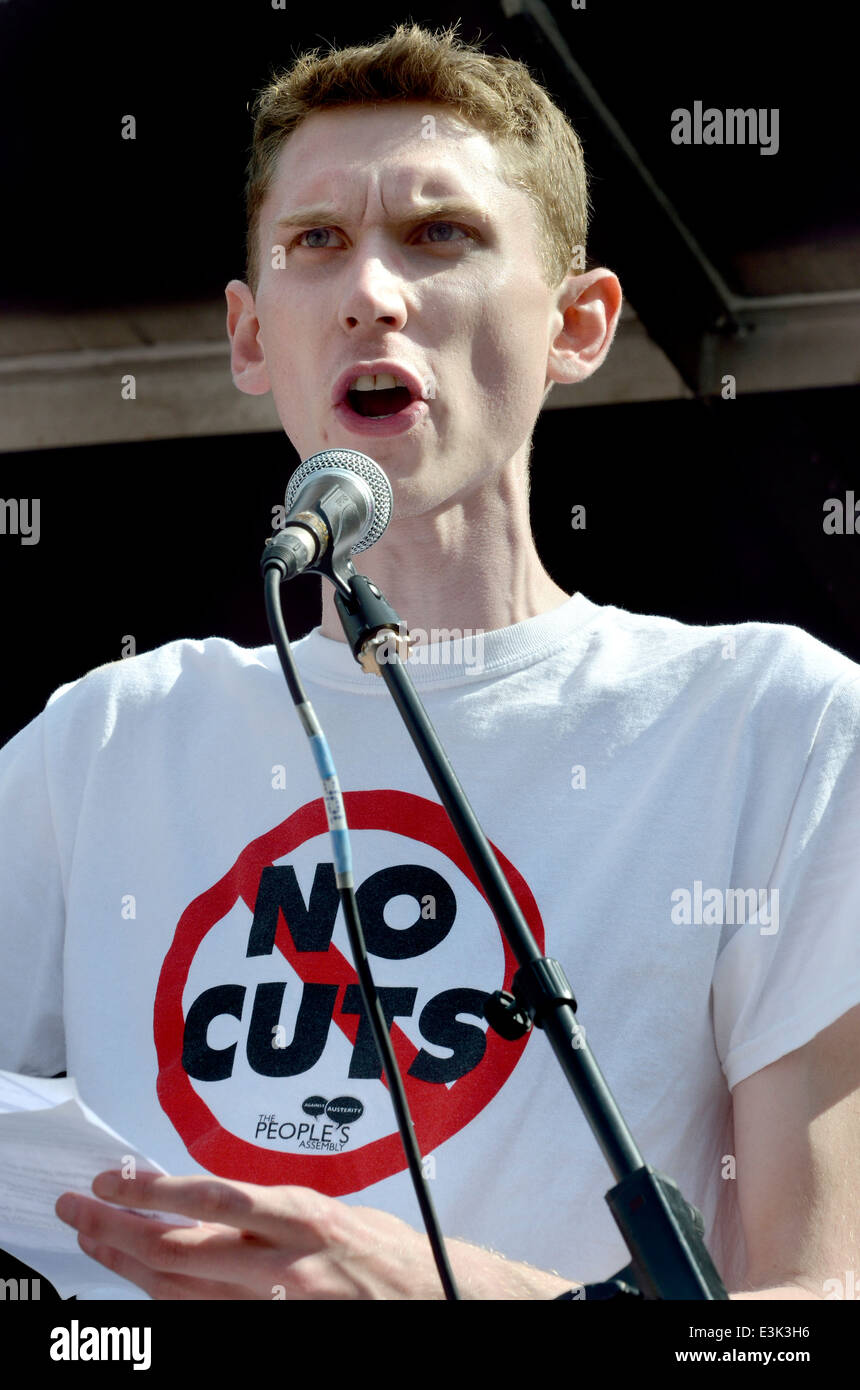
[225, 279, 272, 396]
[545, 267, 623, 388]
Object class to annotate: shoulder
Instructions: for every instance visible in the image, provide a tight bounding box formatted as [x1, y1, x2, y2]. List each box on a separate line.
[42, 635, 276, 737]
[587, 600, 860, 721]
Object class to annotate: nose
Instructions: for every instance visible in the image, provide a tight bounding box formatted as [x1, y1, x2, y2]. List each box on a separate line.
[338, 243, 408, 333]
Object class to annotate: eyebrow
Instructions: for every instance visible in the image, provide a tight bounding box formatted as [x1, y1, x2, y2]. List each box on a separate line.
[272, 199, 493, 232]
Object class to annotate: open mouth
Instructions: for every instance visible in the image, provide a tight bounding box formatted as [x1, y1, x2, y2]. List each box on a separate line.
[346, 385, 415, 419]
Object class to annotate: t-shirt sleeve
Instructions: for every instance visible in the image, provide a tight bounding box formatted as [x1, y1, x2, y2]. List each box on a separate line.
[0, 702, 67, 1075]
[713, 671, 860, 1091]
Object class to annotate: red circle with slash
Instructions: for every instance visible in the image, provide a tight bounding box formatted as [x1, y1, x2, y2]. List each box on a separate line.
[154, 789, 544, 1195]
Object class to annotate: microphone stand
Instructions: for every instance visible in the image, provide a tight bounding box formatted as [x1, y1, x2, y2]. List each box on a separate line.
[325, 564, 728, 1300]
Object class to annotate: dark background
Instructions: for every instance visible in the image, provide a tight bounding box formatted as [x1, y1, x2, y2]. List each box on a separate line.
[0, 0, 857, 743]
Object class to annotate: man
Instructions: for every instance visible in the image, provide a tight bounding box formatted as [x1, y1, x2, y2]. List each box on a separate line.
[1, 23, 857, 1300]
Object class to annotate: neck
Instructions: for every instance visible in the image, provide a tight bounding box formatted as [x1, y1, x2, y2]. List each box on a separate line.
[319, 456, 571, 643]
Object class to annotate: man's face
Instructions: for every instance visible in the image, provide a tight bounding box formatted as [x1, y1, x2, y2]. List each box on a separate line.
[243, 102, 563, 517]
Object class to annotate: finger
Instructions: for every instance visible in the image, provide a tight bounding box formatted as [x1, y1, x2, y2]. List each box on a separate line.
[88, 1170, 338, 1249]
[57, 1192, 287, 1292]
[74, 1230, 260, 1301]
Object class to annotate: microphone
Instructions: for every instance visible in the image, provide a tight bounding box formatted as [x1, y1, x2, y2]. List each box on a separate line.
[265, 449, 393, 583]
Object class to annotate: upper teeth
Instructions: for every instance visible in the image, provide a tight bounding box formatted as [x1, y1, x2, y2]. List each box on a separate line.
[351, 373, 407, 391]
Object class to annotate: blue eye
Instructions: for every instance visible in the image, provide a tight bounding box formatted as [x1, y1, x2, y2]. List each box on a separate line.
[420, 222, 469, 243]
[293, 221, 472, 250]
[298, 228, 340, 249]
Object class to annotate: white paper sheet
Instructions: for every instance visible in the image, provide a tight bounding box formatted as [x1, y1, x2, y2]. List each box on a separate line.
[0, 1071, 194, 1300]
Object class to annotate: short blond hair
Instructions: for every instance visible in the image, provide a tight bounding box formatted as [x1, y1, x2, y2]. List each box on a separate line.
[243, 21, 589, 294]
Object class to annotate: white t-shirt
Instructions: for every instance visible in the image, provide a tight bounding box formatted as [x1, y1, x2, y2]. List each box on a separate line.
[1, 590, 858, 1291]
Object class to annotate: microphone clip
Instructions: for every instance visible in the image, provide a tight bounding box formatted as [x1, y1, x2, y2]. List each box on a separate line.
[334, 576, 414, 676]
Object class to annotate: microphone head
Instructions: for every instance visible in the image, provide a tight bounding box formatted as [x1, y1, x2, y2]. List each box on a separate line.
[285, 449, 393, 552]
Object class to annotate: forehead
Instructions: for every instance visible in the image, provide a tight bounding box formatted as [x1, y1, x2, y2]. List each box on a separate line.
[265, 102, 512, 211]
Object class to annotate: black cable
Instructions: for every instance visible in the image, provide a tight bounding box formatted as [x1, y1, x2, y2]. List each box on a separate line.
[262, 567, 460, 1301]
